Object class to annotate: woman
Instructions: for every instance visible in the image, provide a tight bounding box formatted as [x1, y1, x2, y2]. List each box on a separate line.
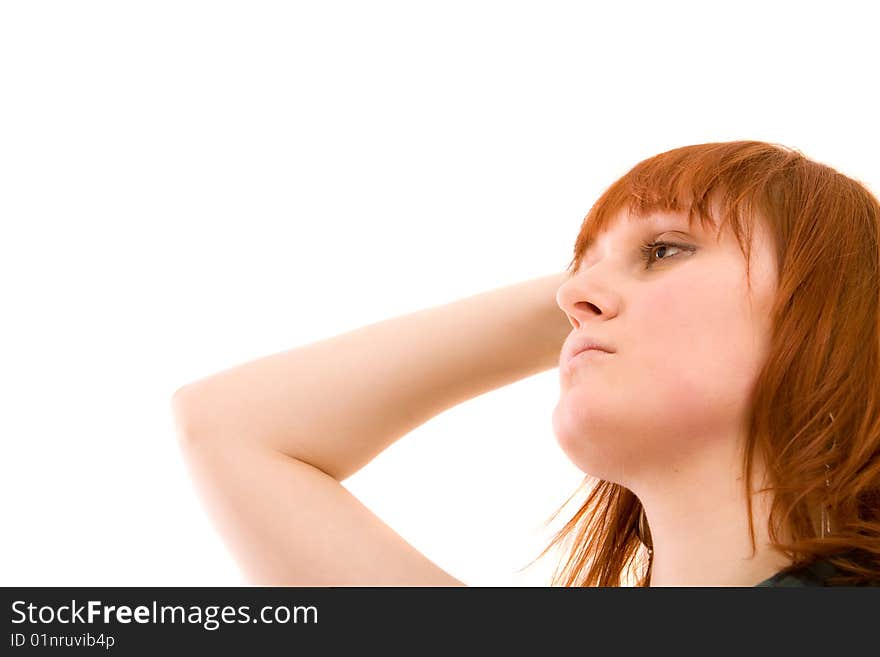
[172, 140, 880, 586]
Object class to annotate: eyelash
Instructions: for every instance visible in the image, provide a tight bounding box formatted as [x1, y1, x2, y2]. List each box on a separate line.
[639, 240, 692, 268]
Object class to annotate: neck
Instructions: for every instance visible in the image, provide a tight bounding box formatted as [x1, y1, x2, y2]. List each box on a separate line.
[637, 444, 792, 587]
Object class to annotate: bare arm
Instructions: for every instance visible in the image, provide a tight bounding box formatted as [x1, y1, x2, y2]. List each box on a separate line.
[171, 270, 572, 585]
[173, 271, 572, 480]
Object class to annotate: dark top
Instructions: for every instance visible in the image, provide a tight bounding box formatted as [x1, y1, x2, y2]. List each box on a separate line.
[754, 558, 845, 587]
[754, 551, 878, 587]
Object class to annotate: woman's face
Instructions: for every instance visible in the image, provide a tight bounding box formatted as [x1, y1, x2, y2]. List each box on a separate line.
[552, 206, 779, 486]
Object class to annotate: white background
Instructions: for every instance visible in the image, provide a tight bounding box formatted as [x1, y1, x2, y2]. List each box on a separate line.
[1, 1, 877, 586]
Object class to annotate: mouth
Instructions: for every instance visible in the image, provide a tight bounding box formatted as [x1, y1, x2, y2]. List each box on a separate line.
[562, 347, 614, 373]
[571, 346, 612, 359]
[561, 334, 616, 367]
[565, 343, 613, 362]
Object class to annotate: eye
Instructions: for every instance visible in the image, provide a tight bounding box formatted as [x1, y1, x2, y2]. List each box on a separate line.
[639, 240, 693, 268]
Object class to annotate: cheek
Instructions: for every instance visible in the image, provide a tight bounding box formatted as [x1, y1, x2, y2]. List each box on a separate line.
[633, 276, 766, 423]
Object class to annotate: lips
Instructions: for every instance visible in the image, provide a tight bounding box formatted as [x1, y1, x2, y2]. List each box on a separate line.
[561, 334, 615, 366]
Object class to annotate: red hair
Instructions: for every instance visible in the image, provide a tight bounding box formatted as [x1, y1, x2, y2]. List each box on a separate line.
[528, 140, 880, 586]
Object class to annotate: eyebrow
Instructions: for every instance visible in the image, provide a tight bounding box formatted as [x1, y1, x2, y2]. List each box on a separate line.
[573, 218, 700, 272]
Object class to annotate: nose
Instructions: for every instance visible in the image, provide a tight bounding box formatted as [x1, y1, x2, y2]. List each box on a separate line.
[556, 269, 617, 330]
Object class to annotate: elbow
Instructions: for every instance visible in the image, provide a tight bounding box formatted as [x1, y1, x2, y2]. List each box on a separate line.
[171, 383, 242, 451]
[171, 385, 204, 447]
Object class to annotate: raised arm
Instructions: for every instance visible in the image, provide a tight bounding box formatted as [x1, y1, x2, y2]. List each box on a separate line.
[171, 270, 572, 585]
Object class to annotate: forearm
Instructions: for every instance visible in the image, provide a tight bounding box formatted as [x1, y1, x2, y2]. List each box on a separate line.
[172, 270, 572, 481]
